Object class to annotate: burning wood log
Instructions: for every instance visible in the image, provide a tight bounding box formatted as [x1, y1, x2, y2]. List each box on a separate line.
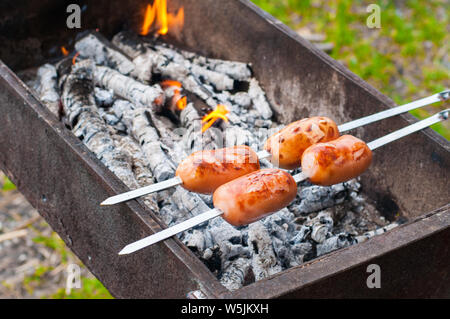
[36, 64, 60, 117]
[75, 33, 135, 76]
[129, 108, 175, 182]
[113, 135, 159, 212]
[62, 60, 142, 191]
[93, 65, 165, 112]
[112, 31, 237, 93]
[186, 55, 252, 82]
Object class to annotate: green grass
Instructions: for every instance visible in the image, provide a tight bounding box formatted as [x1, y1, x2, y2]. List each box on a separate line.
[49, 277, 113, 299]
[252, 0, 450, 139]
[1, 175, 16, 191]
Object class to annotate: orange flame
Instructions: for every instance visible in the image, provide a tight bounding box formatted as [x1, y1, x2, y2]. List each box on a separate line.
[61, 46, 69, 56]
[202, 105, 229, 133]
[140, 0, 184, 36]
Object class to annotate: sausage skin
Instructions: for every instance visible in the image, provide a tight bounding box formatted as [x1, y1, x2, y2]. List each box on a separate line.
[176, 145, 260, 194]
[264, 116, 340, 169]
[213, 168, 297, 226]
[301, 135, 372, 186]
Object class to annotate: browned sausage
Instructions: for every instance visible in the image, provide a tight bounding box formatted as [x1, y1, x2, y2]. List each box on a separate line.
[213, 168, 297, 226]
[301, 135, 372, 186]
[264, 116, 340, 169]
[176, 145, 260, 194]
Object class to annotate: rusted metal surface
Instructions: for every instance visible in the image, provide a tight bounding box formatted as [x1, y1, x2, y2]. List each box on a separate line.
[0, 0, 449, 298]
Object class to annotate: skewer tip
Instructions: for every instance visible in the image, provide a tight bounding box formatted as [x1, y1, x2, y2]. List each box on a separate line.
[100, 198, 115, 206]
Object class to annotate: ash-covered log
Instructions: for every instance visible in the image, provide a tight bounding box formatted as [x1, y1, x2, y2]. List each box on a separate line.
[75, 32, 135, 76]
[36, 64, 60, 117]
[61, 60, 143, 193]
[93, 65, 165, 113]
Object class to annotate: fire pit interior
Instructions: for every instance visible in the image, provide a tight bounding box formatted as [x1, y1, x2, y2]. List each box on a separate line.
[0, 0, 448, 298]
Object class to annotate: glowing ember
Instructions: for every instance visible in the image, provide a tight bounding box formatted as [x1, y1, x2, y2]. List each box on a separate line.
[202, 104, 229, 133]
[61, 46, 69, 56]
[72, 52, 80, 65]
[160, 79, 182, 88]
[176, 96, 187, 110]
[140, 0, 184, 36]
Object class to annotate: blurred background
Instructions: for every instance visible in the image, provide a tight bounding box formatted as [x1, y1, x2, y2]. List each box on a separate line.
[0, 0, 448, 298]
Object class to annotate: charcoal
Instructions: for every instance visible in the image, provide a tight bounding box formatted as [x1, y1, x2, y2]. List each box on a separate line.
[36, 64, 60, 117]
[75, 33, 135, 75]
[94, 87, 115, 108]
[248, 222, 282, 281]
[220, 257, 253, 291]
[183, 230, 206, 252]
[290, 180, 360, 215]
[171, 187, 210, 219]
[316, 233, 356, 256]
[290, 225, 312, 244]
[208, 218, 242, 245]
[248, 78, 273, 119]
[190, 56, 252, 81]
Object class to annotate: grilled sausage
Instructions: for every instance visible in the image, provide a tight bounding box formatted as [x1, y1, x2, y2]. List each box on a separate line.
[213, 168, 297, 226]
[176, 145, 260, 194]
[264, 116, 340, 169]
[301, 135, 372, 186]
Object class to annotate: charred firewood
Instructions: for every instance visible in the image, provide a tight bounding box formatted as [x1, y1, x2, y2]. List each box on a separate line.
[93, 65, 165, 113]
[129, 108, 176, 182]
[247, 221, 282, 281]
[220, 257, 254, 291]
[62, 60, 143, 192]
[113, 135, 159, 212]
[75, 33, 135, 76]
[248, 78, 273, 120]
[36, 64, 61, 117]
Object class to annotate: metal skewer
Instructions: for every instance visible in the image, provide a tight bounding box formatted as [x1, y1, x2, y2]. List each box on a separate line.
[102, 90, 449, 206]
[118, 109, 449, 255]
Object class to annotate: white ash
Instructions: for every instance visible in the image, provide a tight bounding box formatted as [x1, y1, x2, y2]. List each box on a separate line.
[220, 257, 253, 291]
[130, 108, 175, 182]
[113, 134, 159, 212]
[289, 180, 361, 215]
[75, 33, 135, 75]
[248, 78, 273, 120]
[36, 64, 60, 117]
[94, 87, 115, 108]
[247, 221, 282, 281]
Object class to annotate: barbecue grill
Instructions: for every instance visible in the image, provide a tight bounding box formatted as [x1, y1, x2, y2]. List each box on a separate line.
[0, 0, 448, 298]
